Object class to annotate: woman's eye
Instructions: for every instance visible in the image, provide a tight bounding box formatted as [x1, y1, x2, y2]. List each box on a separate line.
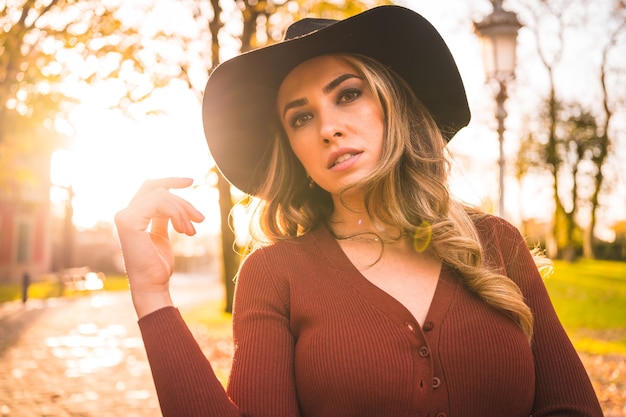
[290, 113, 312, 129]
[339, 88, 362, 103]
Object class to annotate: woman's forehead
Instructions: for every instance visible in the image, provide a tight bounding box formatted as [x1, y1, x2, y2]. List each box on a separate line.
[276, 55, 360, 104]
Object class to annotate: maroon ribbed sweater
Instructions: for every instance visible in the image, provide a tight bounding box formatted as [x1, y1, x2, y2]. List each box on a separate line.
[138, 215, 603, 417]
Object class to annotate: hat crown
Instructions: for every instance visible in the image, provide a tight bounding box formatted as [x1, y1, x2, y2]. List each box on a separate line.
[284, 18, 337, 40]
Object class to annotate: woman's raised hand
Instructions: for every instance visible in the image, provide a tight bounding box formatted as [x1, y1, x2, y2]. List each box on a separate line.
[114, 178, 205, 318]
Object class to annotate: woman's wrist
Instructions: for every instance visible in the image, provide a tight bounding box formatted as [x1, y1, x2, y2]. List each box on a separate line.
[130, 284, 174, 319]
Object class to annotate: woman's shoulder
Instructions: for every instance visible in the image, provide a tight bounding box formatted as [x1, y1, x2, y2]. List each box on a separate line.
[470, 213, 547, 278]
[469, 212, 532, 263]
[235, 226, 334, 301]
[247, 227, 322, 256]
[472, 211, 511, 227]
[472, 213, 522, 240]
[240, 225, 329, 272]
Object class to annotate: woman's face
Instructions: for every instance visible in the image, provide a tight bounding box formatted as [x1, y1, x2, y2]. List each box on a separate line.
[276, 55, 385, 197]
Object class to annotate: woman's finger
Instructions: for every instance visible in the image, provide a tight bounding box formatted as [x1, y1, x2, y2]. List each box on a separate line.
[145, 190, 204, 236]
[150, 216, 171, 238]
[116, 189, 204, 247]
[130, 177, 194, 205]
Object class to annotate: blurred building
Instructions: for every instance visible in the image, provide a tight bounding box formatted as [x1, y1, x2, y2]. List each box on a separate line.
[0, 145, 53, 283]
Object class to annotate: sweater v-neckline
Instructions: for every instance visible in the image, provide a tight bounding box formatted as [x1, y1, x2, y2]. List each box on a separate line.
[311, 224, 458, 330]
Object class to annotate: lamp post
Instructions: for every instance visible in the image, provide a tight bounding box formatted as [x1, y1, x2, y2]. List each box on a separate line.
[473, 0, 521, 218]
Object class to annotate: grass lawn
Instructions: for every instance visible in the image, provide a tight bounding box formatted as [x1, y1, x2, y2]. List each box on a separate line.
[0, 274, 130, 303]
[544, 259, 626, 355]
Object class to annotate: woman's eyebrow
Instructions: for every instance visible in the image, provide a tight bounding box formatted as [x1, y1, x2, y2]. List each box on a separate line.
[282, 98, 308, 118]
[323, 73, 361, 94]
[281, 73, 362, 118]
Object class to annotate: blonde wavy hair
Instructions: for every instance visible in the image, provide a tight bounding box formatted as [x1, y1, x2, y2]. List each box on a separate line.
[246, 53, 534, 342]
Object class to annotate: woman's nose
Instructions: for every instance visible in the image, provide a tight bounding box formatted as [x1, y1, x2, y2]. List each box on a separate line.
[322, 131, 343, 144]
[319, 112, 345, 144]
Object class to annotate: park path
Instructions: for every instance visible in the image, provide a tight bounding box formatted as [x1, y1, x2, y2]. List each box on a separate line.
[0, 273, 223, 417]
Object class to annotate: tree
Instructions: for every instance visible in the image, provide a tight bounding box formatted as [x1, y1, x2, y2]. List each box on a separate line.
[0, 0, 166, 188]
[513, 0, 626, 260]
[587, 14, 626, 258]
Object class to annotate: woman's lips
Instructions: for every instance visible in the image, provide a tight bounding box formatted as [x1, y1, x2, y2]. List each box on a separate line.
[328, 151, 363, 171]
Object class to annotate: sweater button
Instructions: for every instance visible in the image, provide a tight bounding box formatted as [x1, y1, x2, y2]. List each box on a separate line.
[436, 413, 447, 417]
[419, 346, 430, 357]
[432, 377, 441, 388]
[423, 321, 434, 331]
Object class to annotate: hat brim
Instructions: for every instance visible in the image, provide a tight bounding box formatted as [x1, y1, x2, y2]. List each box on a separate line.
[202, 5, 470, 196]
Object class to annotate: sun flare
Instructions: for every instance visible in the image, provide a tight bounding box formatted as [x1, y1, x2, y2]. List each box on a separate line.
[50, 82, 217, 232]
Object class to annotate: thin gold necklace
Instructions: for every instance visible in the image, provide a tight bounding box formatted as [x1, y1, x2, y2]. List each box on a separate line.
[332, 231, 403, 244]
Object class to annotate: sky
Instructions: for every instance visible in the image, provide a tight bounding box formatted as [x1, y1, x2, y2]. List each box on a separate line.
[49, 0, 625, 241]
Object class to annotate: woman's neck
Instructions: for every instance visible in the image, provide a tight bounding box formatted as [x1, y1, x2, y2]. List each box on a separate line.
[328, 198, 402, 240]
[328, 193, 369, 232]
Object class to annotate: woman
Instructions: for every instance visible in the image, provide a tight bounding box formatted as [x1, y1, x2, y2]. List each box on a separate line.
[115, 6, 603, 417]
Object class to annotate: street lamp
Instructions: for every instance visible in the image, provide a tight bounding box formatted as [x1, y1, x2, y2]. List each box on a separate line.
[473, 0, 521, 218]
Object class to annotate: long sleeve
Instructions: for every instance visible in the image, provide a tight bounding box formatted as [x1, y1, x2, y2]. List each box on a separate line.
[477, 216, 604, 417]
[138, 245, 301, 417]
[138, 307, 241, 416]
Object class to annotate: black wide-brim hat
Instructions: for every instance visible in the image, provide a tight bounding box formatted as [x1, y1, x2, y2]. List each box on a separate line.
[202, 5, 470, 196]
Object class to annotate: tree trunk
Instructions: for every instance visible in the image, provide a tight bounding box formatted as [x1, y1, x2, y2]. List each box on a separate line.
[546, 85, 564, 259]
[217, 173, 238, 313]
[207, 0, 239, 313]
[587, 20, 621, 258]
